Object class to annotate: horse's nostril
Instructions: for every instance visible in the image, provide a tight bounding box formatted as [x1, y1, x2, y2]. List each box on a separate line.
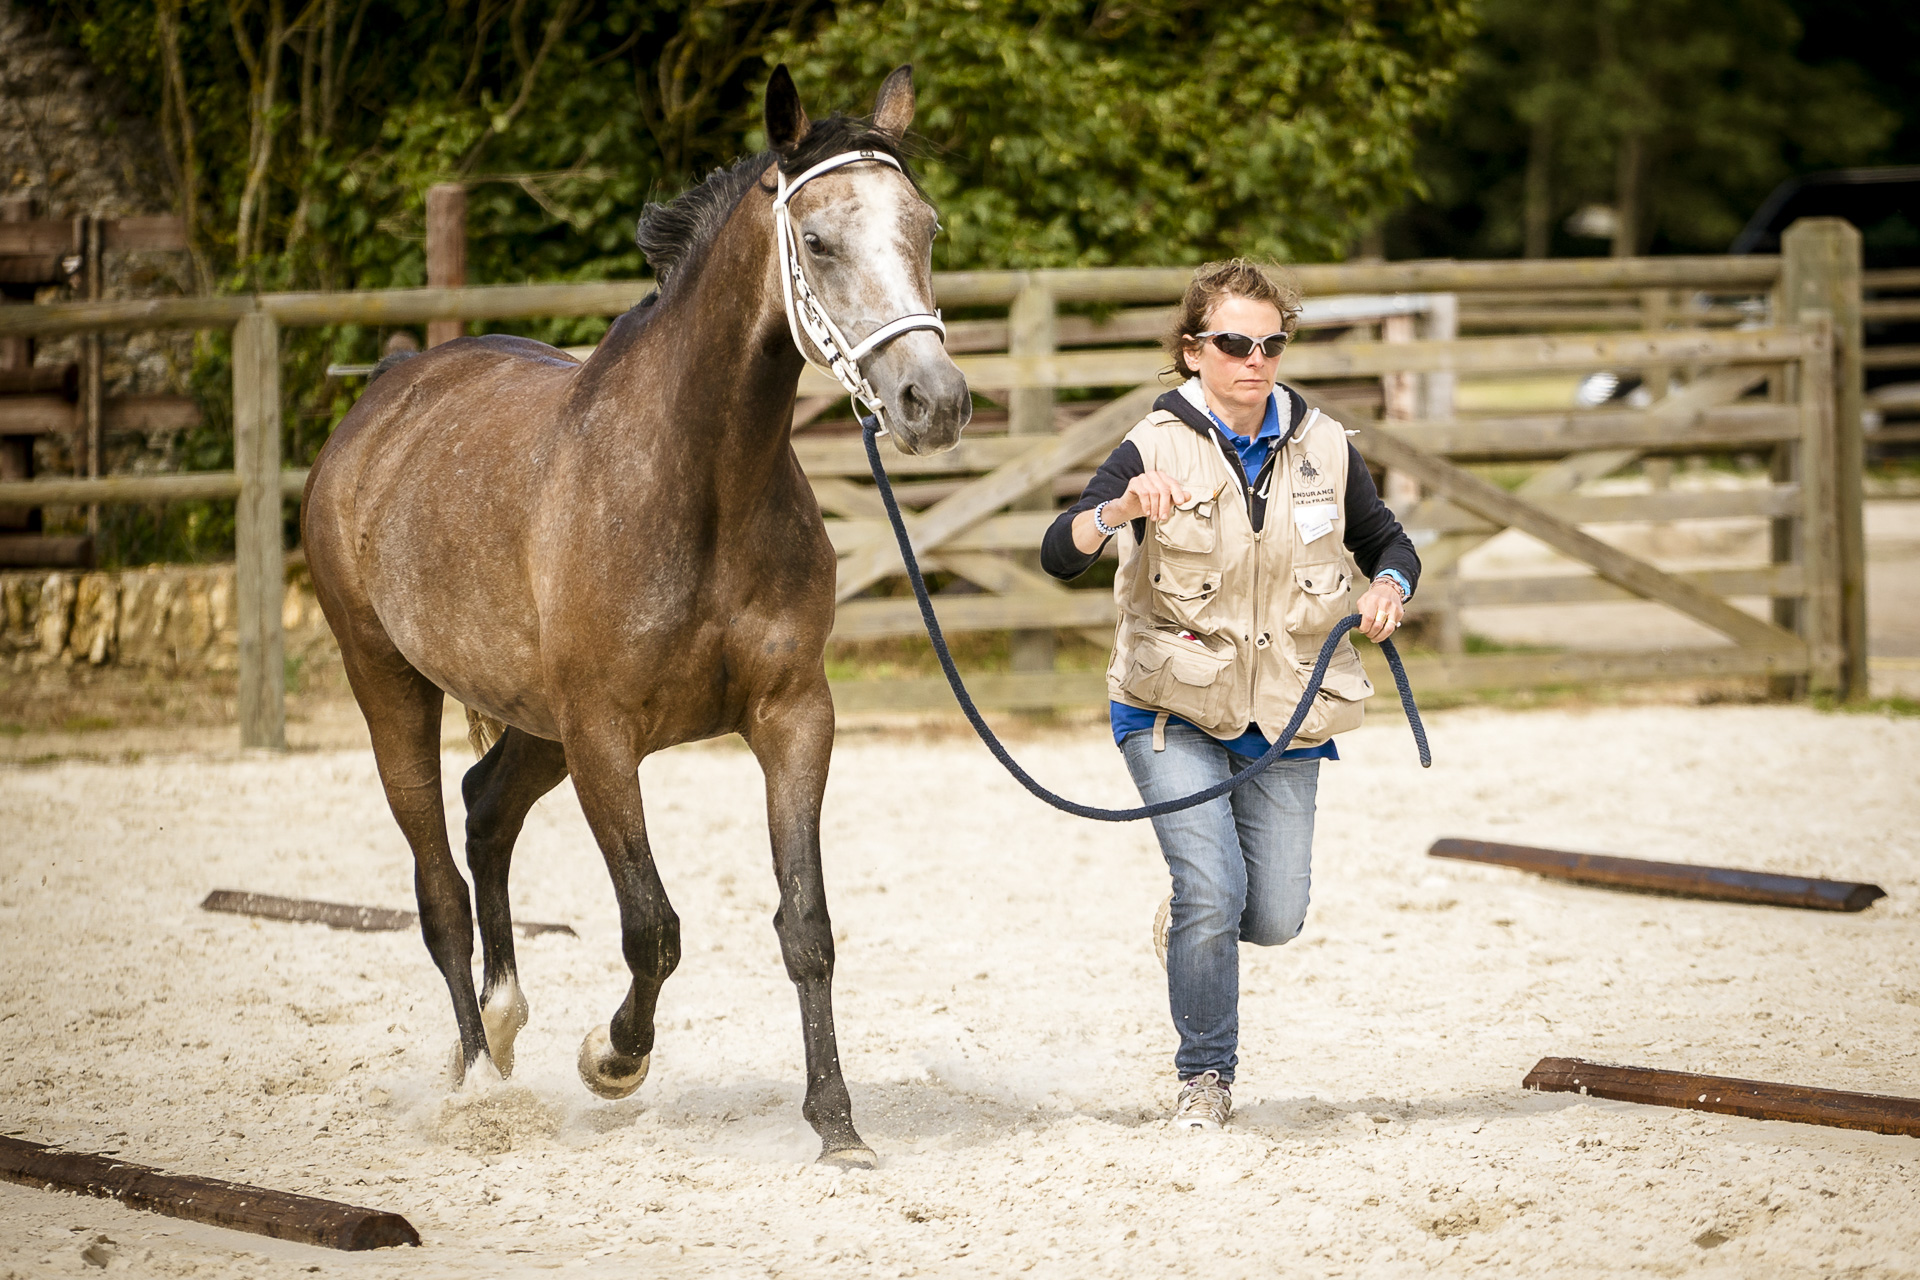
[901, 383, 928, 417]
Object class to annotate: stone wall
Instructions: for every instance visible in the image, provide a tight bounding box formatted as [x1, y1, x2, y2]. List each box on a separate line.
[1, 565, 338, 676]
[1, 0, 198, 479]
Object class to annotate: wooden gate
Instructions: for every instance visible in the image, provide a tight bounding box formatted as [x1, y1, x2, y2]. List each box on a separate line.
[813, 314, 1846, 711]
[0, 221, 1867, 747]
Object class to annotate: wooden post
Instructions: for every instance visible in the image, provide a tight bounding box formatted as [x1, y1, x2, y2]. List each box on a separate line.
[425, 183, 467, 348]
[0, 194, 35, 538]
[1797, 312, 1843, 695]
[1766, 280, 1801, 697]
[1780, 219, 1866, 699]
[1007, 278, 1056, 678]
[232, 311, 286, 749]
[1401, 299, 1464, 652]
[81, 213, 104, 543]
[1418, 293, 1458, 421]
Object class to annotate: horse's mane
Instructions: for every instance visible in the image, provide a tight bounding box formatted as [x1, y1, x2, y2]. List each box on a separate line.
[635, 114, 920, 292]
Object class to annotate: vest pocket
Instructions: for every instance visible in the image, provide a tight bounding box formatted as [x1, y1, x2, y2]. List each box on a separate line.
[1152, 498, 1216, 554]
[1146, 556, 1219, 630]
[1119, 629, 1237, 731]
[1285, 563, 1351, 638]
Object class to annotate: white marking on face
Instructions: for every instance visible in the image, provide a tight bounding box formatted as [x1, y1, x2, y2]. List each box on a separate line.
[790, 163, 937, 357]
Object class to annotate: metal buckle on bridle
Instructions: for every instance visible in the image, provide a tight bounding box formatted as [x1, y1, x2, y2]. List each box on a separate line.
[773, 151, 946, 437]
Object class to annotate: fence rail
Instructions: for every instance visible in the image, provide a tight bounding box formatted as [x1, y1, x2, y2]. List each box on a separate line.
[0, 225, 1870, 746]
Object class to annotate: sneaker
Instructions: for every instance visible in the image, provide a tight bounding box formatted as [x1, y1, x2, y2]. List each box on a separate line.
[1173, 1070, 1233, 1130]
[1153, 893, 1171, 971]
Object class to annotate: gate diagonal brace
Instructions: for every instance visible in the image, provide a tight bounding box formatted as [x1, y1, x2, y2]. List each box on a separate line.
[1351, 422, 1802, 656]
[834, 381, 1162, 603]
[1396, 367, 1769, 577]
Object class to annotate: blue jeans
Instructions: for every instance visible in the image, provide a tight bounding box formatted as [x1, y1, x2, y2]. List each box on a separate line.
[1121, 723, 1320, 1083]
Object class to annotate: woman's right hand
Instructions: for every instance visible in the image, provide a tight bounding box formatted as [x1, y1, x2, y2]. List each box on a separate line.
[1105, 471, 1191, 524]
[1069, 471, 1193, 554]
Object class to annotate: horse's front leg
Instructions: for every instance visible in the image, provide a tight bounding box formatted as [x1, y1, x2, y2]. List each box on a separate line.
[748, 682, 874, 1168]
[564, 725, 676, 1100]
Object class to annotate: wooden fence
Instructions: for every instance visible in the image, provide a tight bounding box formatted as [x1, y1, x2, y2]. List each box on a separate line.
[0, 219, 1867, 747]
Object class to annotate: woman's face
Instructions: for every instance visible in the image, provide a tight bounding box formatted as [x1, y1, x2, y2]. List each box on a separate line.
[1185, 294, 1286, 420]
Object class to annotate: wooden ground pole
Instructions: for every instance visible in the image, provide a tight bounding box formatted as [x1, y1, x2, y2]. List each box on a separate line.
[201, 889, 578, 937]
[1428, 838, 1885, 911]
[0, 1136, 419, 1250]
[1524, 1058, 1920, 1139]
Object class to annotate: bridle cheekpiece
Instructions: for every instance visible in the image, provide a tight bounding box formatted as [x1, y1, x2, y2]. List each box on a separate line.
[772, 150, 946, 436]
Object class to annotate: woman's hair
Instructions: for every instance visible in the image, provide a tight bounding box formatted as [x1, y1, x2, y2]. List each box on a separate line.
[1163, 259, 1303, 379]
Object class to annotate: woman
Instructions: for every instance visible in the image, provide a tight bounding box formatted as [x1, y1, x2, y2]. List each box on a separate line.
[1040, 259, 1419, 1130]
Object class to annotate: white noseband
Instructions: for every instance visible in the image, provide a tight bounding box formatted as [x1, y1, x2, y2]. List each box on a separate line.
[773, 150, 947, 436]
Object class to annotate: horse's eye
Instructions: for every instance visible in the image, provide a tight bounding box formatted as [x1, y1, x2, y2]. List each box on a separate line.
[803, 232, 826, 256]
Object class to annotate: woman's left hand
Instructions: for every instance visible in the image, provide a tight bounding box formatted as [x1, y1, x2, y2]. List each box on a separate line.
[1355, 577, 1406, 642]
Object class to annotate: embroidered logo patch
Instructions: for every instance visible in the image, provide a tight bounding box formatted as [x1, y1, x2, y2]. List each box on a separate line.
[1296, 455, 1320, 482]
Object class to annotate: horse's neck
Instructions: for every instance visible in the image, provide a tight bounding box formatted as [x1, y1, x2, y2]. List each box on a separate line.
[620, 188, 802, 469]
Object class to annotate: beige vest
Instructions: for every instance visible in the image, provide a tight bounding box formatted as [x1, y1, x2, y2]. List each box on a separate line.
[1105, 403, 1372, 747]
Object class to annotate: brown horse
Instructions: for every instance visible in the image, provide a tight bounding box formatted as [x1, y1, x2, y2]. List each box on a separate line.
[301, 66, 968, 1167]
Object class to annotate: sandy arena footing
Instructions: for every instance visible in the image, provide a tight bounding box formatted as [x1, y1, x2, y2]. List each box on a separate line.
[1, 703, 1916, 1277]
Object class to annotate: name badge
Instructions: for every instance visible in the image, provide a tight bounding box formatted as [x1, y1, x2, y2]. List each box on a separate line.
[1294, 502, 1337, 544]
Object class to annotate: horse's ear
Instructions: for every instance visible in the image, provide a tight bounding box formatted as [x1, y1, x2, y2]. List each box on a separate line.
[765, 65, 810, 152]
[872, 65, 915, 138]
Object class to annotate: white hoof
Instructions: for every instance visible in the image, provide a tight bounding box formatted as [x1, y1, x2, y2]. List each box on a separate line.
[446, 1040, 504, 1091]
[577, 1025, 649, 1100]
[481, 979, 530, 1078]
[819, 1144, 878, 1170]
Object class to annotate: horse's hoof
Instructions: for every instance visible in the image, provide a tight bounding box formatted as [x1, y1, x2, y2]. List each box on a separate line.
[481, 979, 530, 1079]
[577, 1025, 649, 1099]
[446, 1040, 503, 1091]
[818, 1144, 878, 1170]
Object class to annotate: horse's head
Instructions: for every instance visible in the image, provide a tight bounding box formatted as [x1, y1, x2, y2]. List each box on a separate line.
[766, 66, 971, 456]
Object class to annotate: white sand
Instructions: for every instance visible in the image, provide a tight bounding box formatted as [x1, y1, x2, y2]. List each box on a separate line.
[2, 704, 1918, 1277]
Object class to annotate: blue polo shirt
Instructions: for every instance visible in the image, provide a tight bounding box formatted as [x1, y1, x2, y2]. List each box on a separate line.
[1109, 392, 1336, 761]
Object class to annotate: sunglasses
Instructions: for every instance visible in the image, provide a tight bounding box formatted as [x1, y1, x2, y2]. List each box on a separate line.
[1192, 330, 1290, 360]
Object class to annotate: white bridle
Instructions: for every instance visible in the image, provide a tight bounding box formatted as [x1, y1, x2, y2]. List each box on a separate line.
[773, 150, 947, 436]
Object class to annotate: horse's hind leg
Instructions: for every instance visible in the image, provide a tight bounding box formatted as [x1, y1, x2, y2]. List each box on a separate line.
[341, 646, 492, 1083]
[461, 728, 569, 1077]
[564, 728, 675, 1100]
[748, 684, 873, 1168]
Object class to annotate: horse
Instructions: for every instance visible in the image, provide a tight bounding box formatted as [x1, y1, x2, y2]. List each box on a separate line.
[301, 65, 969, 1168]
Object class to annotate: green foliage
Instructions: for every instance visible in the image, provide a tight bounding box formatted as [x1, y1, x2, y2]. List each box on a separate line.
[36, 0, 825, 560]
[1393, 0, 1902, 258]
[35, 0, 1476, 561]
[773, 0, 1477, 269]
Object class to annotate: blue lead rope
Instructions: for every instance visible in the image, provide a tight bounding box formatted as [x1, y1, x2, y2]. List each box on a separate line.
[858, 419, 1430, 822]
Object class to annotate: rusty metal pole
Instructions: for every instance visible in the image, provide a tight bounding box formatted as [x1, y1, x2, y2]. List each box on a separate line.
[425, 184, 467, 348]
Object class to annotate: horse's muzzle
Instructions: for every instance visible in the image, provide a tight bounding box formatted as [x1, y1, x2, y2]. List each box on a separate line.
[869, 334, 971, 455]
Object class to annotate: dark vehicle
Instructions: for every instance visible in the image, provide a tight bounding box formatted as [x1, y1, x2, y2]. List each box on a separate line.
[1730, 165, 1920, 267]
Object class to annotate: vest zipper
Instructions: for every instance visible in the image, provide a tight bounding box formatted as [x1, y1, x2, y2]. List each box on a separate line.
[1204, 429, 1268, 734]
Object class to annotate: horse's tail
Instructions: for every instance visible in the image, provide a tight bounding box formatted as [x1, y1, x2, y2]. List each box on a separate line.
[466, 707, 508, 757]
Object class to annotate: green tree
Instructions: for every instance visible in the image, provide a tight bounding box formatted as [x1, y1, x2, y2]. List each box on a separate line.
[34, 0, 821, 562]
[771, 0, 1477, 269]
[1391, 0, 1899, 260]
